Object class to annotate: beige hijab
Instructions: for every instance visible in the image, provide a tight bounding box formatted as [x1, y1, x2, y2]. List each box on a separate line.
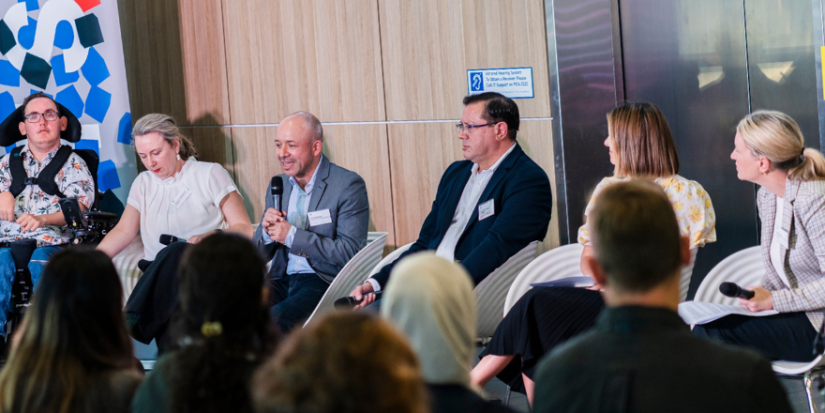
[381, 253, 477, 387]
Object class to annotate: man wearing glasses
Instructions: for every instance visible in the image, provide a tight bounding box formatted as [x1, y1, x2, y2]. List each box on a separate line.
[0, 92, 94, 331]
[351, 91, 553, 308]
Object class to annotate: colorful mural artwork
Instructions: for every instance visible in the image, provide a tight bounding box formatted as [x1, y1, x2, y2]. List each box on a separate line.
[0, 0, 135, 202]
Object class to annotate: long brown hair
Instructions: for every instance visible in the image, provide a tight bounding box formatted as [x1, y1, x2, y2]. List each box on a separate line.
[608, 102, 680, 178]
[0, 247, 134, 413]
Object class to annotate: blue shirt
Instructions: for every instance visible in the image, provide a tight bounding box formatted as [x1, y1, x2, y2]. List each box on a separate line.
[262, 158, 323, 274]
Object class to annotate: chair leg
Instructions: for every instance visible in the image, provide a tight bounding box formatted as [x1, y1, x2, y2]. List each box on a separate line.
[503, 384, 510, 406]
[804, 372, 819, 413]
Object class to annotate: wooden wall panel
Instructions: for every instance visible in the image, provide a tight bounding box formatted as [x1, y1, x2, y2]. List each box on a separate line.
[379, 0, 552, 120]
[388, 120, 559, 252]
[178, 0, 232, 125]
[186, 127, 234, 172]
[119, 0, 229, 125]
[229, 125, 395, 248]
[222, 0, 385, 124]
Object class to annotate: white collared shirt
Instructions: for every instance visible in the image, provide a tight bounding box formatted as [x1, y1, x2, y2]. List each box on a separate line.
[367, 143, 515, 292]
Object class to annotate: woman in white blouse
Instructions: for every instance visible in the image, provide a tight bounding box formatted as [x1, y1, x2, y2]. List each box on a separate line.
[97, 113, 252, 350]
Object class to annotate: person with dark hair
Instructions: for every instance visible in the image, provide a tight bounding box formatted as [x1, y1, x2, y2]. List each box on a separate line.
[0, 247, 141, 413]
[251, 311, 428, 413]
[693, 110, 825, 361]
[131, 233, 277, 413]
[382, 253, 517, 413]
[252, 111, 369, 332]
[471, 102, 716, 404]
[97, 113, 253, 351]
[350, 91, 552, 308]
[532, 180, 791, 413]
[0, 92, 95, 339]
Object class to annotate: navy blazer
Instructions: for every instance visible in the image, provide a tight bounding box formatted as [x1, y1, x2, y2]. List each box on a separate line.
[373, 143, 552, 288]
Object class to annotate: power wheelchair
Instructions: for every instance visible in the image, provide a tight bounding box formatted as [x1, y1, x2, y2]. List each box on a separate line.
[0, 102, 121, 337]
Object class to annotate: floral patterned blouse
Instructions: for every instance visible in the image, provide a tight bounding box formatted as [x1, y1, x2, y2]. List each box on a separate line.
[577, 175, 717, 249]
[0, 144, 94, 246]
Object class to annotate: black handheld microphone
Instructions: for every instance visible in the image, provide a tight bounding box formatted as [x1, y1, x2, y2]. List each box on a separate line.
[334, 291, 383, 309]
[159, 234, 187, 245]
[719, 282, 755, 300]
[270, 176, 283, 212]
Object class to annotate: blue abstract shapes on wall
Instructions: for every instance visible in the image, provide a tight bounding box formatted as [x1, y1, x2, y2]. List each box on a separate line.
[20, 53, 50, 89]
[55, 85, 83, 118]
[54, 20, 74, 49]
[80, 47, 108, 86]
[84, 86, 110, 122]
[117, 112, 131, 144]
[18, 17, 36, 50]
[19, 0, 39, 12]
[0, 21, 16, 55]
[50, 54, 78, 86]
[74, 13, 103, 48]
[29, 89, 52, 98]
[97, 159, 120, 191]
[0, 91, 15, 122]
[75, 138, 99, 154]
[0, 60, 19, 87]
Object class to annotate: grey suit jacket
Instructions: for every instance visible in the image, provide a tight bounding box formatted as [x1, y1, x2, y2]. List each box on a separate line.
[758, 178, 825, 330]
[252, 155, 369, 284]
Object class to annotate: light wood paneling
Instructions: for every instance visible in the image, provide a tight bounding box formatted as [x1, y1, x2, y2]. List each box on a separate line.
[118, 0, 187, 123]
[119, 0, 229, 125]
[178, 0, 231, 125]
[229, 125, 396, 247]
[186, 127, 234, 172]
[222, 0, 385, 124]
[379, 0, 552, 120]
[388, 120, 559, 251]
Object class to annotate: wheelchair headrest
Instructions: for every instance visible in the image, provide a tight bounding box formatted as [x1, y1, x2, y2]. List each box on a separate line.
[0, 100, 82, 147]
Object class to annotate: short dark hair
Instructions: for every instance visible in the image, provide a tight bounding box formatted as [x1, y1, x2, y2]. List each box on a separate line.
[21, 92, 59, 115]
[589, 179, 681, 292]
[463, 92, 520, 140]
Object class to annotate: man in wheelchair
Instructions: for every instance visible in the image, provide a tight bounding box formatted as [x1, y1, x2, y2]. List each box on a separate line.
[0, 92, 98, 339]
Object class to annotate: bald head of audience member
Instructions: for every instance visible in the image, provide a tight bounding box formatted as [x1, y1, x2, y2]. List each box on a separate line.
[584, 179, 691, 309]
[275, 111, 324, 189]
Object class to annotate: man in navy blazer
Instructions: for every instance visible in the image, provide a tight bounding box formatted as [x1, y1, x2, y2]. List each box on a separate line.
[253, 111, 369, 332]
[351, 92, 552, 308]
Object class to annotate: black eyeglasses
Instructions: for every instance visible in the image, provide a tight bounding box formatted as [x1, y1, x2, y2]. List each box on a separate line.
[24, 110, 59, 123]
[455, 122, 498, 134]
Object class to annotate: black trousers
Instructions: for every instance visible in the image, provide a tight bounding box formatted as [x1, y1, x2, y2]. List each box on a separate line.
[125, 241, 191, 353]
[269, 272, 329, 334]
[693, 311, 819, 362]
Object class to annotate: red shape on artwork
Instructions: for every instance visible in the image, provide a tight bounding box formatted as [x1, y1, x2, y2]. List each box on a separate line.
[75, 0, 101, 12]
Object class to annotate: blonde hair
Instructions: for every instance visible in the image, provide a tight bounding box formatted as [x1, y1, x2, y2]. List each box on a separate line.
[608, 102, 679, 178]
[132, 113, 198, 159]
[737, 110, 825, 181]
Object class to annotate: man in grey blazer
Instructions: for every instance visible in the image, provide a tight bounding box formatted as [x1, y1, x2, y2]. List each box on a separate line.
[253, 111, 369, 332]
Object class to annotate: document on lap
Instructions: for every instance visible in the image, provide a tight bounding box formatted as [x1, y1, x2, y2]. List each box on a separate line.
[530, 276, 595, 288]
[678, 301, 779, 325]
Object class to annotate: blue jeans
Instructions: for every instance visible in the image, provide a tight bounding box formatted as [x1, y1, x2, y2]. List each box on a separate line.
[0, 245, 62, 336]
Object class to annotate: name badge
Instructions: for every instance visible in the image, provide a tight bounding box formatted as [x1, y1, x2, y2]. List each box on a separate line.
[308, 209, 333, 227]
[478, 199, 495, 221]
[172, 187, 192, 209]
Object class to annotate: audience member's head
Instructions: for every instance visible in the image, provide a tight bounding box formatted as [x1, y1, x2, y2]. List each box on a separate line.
[0, 247, 135, 413]
[734, 110, 825, 182]
[462, 92, 520, 141]
[381, 253, 477, 387]
[607, 102, 679, 178]
[164, 233, 275, 413]
[132, 113, 198, 179]
[275, 111, 324, 182]
[252, 312, 428, 413]
[585, 180, 688, 301]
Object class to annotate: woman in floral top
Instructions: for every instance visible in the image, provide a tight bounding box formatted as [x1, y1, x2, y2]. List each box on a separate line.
[471, 103, 717, 405]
